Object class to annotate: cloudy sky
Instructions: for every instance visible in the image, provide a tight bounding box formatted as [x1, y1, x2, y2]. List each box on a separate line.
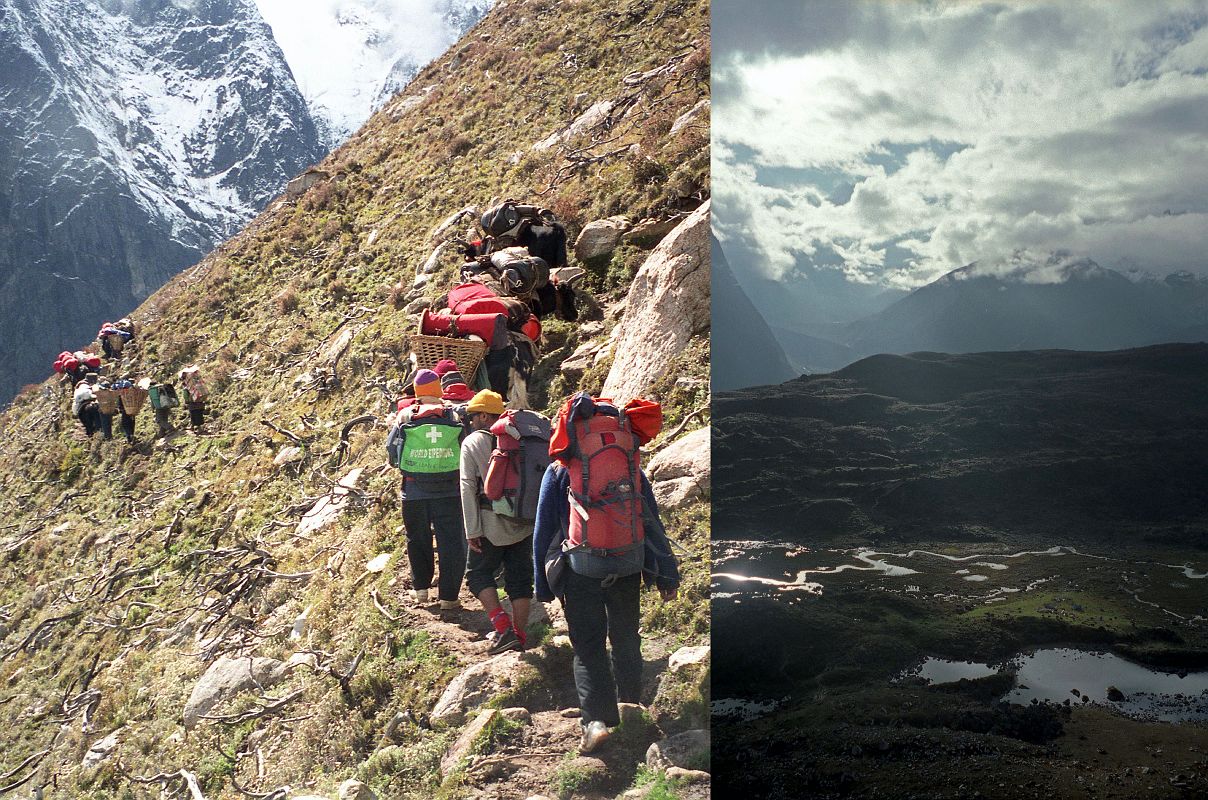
[713, 0, 1208, 294]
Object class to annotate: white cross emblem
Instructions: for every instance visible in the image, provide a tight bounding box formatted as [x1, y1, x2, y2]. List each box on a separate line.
[426, 427, 442, 443]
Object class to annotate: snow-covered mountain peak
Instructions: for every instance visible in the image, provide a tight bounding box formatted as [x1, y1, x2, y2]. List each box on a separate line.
[0, 0, 324, 400]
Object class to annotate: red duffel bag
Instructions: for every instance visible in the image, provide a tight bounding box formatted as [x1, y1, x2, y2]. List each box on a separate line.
[83, 355, 102, 369]
[421, 310, 508, 348]
[448, 283, 509, 316]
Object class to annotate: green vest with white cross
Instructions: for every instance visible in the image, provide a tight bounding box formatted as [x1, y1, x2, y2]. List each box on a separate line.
[399, 416, 462, 474]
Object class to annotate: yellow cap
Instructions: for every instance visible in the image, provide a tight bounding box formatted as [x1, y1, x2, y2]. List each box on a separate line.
[467, 390, 505, 415]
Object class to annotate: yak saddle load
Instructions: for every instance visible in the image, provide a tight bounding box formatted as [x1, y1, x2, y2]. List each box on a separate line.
[470, 199, 583, 323]
[550, 393, 663, 581]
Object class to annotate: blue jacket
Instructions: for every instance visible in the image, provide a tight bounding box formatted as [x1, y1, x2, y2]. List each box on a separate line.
[532, 462, 680, 602]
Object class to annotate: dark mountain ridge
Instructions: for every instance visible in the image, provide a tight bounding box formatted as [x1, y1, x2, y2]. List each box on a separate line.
[714, 343, 1208, 547]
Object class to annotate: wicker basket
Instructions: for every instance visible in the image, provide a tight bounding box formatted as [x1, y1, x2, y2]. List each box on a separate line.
[408, 334, 488, 381]
[104, 333, 125, 355]
[117, 386, 148, 416]
[94, 388, 120, 415]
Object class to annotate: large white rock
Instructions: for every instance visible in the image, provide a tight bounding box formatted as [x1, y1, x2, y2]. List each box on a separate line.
[182, 656, 287, 729]
[338, 778, 377, 800]
[668, 645, 710, 673]
[532, 100, 614, 151]
[602, 201, 710, 405]
[430, 651, 527, 727]
[82, 728, 123, 769]
[573, 216, 631, 261]
[440, 707, 499, 776]
[296, 468, 364, 537]
[670, 99, 709, 135]
[647, 428, 710, 508]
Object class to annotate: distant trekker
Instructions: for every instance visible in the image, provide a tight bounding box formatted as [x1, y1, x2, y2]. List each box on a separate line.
[113, 378, 149, 443]
[97, 319, 134, 358]
[533, 393, 679, 754]
[72, 379, 102, 437]
[94, 378, 120, 440]
[385, 369, 467, 611]
[149, 382, 180, 438]
[178, 365, 208, 430]
[459, 390, 551, 654]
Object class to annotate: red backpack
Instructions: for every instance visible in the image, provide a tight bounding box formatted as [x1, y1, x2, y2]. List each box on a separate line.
[556, 394, 661, 580]
[483, 410, 552, 521]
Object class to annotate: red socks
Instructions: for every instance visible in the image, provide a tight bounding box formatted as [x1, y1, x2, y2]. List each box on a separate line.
[489, 607, 512, 636]
[515, 627, 527, 648]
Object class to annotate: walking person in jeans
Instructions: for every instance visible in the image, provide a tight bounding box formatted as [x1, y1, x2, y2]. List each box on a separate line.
[459, 390, 538, 654]
[386, 369, 468, 611]
[532, 394, 680, 754]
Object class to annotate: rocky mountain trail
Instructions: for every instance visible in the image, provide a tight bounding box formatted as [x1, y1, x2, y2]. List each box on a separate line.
[0, 0, 709, 795]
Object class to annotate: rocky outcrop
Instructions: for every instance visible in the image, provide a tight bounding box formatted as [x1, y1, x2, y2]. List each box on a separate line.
[647, 428, 710, 509]
[602, 201, 710, 404]
[295, 468, 364, 537]
[81, 728, 123, 770]
[183, 656, 288, 729]
[669, 645, 710, 672]
[670, 99, 709, 135]
[338, 778, 377, 800]
[440, 707, 499, 776]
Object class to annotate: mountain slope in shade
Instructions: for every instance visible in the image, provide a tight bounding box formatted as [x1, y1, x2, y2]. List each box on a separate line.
[712, 234, 796, 391]
[771, 324, 854, 375]
[713, 343, 1208, 546]
[0, 0, 325, 402]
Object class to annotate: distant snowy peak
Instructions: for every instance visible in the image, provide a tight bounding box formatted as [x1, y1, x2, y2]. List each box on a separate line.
[949, 251, 1109, 285]
[945, 251, 1208, 288]
[255, 0, 491, 148]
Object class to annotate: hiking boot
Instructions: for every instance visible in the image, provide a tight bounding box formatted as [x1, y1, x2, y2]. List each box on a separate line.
[411, 588, 430, 603]
[439, 599, 461, 612]
[487, 627, 521, 655]
[580, 720, 610, 754]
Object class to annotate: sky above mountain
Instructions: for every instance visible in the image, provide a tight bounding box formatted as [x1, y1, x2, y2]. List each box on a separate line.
[253, 0, 489, 144]
[712, 0, 1208, 291]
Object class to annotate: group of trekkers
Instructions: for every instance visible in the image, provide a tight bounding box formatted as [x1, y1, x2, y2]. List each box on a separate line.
[53, 318, 211, 443]
[384, 201, 681, 754]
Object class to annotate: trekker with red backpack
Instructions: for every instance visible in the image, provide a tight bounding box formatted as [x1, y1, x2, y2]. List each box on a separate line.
[385, 369, 468, 612]
[459, 390, 551, 655]
[532, 392, 680, 754]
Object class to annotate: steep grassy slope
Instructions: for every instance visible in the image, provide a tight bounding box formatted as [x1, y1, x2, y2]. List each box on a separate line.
[0, 1, 709, 797]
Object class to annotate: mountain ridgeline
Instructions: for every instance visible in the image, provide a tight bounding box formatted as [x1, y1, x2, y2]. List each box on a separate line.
[766, 254, 1208, 376]
[0, 0, 710, 797]
[0, 0, 328, 402]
